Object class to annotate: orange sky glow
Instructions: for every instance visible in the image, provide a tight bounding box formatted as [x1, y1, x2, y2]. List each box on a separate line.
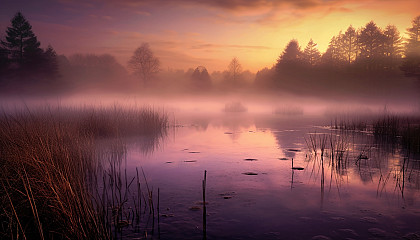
[1, 0, 419, 72]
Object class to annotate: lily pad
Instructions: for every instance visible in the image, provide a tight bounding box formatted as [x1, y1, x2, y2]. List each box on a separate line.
[292, 167, 304, 170]
[160, 214, 174, 218]
[244, 158, 258, 161]
[184, 160, 197, 163]
[189, 206, 201, 211]
[219, 192, 235, 196]
[368, 228, 388, 238]
[242, 172, 258, 175]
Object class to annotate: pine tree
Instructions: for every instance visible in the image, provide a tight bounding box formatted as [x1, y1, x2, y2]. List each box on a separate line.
[320, 35, 346, 67]
[401, 15, 420, 79]
[42, 45, 59, 79]
[302, 39, 321, 66]
[342, 26, 358, 64]
[275, 39, 302, 72]
[1, 12, 43, 69]
[0, 45, 9, 75]
[357, 21, 386, 69]
[383, 25, 403, 69]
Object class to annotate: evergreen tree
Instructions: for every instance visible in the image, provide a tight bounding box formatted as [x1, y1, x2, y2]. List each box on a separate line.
[401, 15, 420, 79]
[383, 25, 403, 69]
[191, 66, 211, 89]
[275, 39, 302, 72]
[0, 44, 9, 76]
[321, 34, 346, 67]
[342, 25, 358, 64]
[302, 39, 321, 66]
[42, 45, 59, 79]
[357, 21, 386, 69]
[1, 12, 43, 69]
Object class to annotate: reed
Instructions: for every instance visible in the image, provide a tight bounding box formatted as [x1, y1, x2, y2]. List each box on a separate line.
[332, 113, 420, 155]
[0, 104, 167, 239]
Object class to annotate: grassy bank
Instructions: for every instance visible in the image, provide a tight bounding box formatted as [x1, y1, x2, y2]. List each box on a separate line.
[0, 105, 167, 239]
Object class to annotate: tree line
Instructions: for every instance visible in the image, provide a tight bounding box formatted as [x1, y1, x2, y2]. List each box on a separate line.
[255, 16, 420, 94]
[0, 12, 58, 84]
[0, 11, 419, 97]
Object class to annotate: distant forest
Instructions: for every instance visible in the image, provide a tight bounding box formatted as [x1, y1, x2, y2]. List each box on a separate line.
[0, 12, 419, 100]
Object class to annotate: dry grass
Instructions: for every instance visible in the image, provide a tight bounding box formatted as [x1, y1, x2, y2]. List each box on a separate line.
[0, 105, 167, 239]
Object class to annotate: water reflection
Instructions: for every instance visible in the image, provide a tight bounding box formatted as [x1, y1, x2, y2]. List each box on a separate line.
[123, 112, 420, 239]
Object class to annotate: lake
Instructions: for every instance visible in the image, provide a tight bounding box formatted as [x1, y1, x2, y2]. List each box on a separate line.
[109, 109, 420, 240]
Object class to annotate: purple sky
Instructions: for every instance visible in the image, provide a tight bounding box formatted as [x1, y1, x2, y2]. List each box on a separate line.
[1, 0, 419, 72]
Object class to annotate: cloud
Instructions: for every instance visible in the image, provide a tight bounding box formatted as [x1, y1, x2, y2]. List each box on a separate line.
[109, 0, 322, 11]
[134, 11, 151, 16]
[190, 43, 272, 50]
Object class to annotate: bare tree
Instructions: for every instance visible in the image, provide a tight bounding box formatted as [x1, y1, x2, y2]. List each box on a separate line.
[228, 57, 242, 83]
[128, 43, 160, 84]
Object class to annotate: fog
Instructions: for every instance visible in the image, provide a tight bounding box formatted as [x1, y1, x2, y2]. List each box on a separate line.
[1, 13, 420, 112]
[2, 10, 420, 240]
[1, 45, 419, 114]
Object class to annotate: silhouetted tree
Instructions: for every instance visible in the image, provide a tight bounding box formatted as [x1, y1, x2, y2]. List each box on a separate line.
[275, 39, 302, 72]
[128, 43, 160, 85]
[255, 67, 275, 87]
[67, 53, 127, 84]
[0, 44, 9, 77]
[41, 45, 59, 79]
[1, 12, 43, 71]
[228, 57, 242, 83]
[320, 35, 346, 68]
[190, 66, 211, 89]
[401, 15, 420, 79]
[302, 39, 321, 66]
[357, 21, 385, 69]
[342, 26, 358, 64]
[383, 25, 403, 69]
[0, 12, 59, 84]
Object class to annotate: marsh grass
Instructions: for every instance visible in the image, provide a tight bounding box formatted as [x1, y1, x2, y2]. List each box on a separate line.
[0, 105, 167, 239]
[307, 114, 420, 200]
[334, 113, 420, 155]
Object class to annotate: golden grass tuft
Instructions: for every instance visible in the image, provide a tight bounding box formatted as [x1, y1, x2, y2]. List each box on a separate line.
[0, 105, 167, 239]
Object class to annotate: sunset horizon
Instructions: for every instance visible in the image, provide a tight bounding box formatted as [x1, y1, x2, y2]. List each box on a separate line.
[1, 0, 419, 72]
[1, 1, 420, 239]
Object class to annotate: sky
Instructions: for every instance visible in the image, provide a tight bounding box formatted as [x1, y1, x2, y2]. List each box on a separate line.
[0, 0, 419, 72]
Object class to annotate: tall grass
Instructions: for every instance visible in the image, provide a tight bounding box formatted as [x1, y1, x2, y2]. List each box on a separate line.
[306, 113, 420, 200]
[332, 113, 420, 155]
[0, 105, 167, 239]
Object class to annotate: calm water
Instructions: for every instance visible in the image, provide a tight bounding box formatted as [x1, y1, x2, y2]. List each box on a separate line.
[114, 111, 420, 239]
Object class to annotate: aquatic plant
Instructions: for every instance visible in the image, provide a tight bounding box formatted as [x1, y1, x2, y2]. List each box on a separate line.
[223, 101, 247, 113]
[273, 105, 304, 116]
[332, 113, 420, 155]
